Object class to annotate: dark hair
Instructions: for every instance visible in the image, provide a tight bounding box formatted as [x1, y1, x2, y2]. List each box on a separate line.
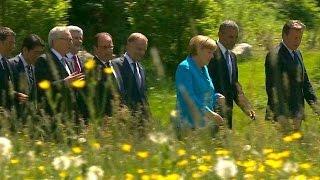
[218, 20, 239, 34]
[0, 27, 15, 41]
[282, 20, 305, 37]
[21, 34, 45, 51]
[93, 32, 112, 47]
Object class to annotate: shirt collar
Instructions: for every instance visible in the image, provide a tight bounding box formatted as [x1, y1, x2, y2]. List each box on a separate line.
[66, 52, 74, 59]
[124, 52, 136, 64]
[281, 41, 296, 57]
[51, 48, 64, 61]
[217, 40, 228, 55]
[18, 53, 33, 68]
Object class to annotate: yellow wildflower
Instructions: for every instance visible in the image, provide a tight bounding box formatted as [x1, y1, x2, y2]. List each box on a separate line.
[59, 171, 67, 178]
[141, 175, 150, 180]
[137, 151, 149, 159]
[242, 160, 256, 168]
[190, 155, 197, 160]
[84, 58, 96, 70]
[177, 159, 188, 167]
[177, 149, 186, 156]
[75, 176, 83, 180]
[265, 159, 283, 169]
[201, 155, 212, 161]
[291, 132, 302, 139]
[71, 80, 86, 89]
[38, 166, 45, 171]
[92, 142, 101, 150]
[244, 174, 254, 180]
[258, 164, 265, 172]
[267, 153, 281, 160]
[104, 67, 113, 74]
[198, 165, 211, 172]
[125, 173, 134, 180]
[215, 149, 230, 156]
[262, 148, 273, 154]
[290, 174, 307, 180]
[10, 159, 19, 164]
[309, 176, 320, 180]
[72, 147, 82, 154]
[150, 174, 164, 180]
[299, 163, 312, 169]
[192, 172, 204, 178]
[38, 80, 51, 90]
[165, 173, 181, 180]
[283, 135, 294, 142]
[137, 169, 145, 174]
[278, 150, 291, 158]
[245, 166, 256, 172]
[121, 144, 132, 152]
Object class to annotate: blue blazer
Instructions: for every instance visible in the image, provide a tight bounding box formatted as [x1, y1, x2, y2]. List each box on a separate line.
[176, 56, 217, 127]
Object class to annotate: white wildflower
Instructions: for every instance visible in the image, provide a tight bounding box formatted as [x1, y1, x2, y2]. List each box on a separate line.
[283, 161, 299, 173]
[72, 156, 86, 167]
[52, 155, 72, 170]
[27, 151, 35, 161]
[243, 145, 251, 151]
[148, 132, 168, 144]
[78, 137, 87, 143]
[86, 166, 104, 180]
[0, 137, 13, 158]
[214, 157, 238, 179]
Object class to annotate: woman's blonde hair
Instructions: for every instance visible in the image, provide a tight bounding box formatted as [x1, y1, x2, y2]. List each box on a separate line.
[188, 35, 216, 56]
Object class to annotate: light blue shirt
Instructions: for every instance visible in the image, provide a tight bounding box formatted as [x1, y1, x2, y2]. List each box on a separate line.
[175, 56, 218, 127]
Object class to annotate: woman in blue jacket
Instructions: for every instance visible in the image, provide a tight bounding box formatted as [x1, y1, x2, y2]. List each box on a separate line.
[175, 35, 223, 129]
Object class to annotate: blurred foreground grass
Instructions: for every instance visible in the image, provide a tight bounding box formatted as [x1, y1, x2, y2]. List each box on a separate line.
[0, 51, 320, 179]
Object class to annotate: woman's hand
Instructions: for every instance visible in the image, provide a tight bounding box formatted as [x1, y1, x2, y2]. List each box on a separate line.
[205, 111, 224, 125]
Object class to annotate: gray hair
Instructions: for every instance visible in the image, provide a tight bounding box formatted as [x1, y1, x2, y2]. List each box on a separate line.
[48, 26, 69, 47]
[219, 20, 239, 33]
[67, 25, 83, 36]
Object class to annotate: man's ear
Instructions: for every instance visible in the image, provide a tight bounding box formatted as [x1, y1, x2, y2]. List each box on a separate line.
[22, 47, 28, 54]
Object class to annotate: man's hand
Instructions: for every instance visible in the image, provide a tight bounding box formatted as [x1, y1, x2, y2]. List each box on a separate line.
[15, 92, 29, 103]
[310, 103, 320, 116]
[64, 72, 85, 85]
[249, 110, 256, 120]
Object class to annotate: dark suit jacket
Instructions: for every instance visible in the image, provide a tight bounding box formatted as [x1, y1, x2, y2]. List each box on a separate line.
[207, 46, 252, 128]
[111, 55, 148, 111]
[265, 43, 317, 120]
[34, 51, 74, 113]
[0, 55, 14, 109]
[9, 55, 36, 100]
[90, 56, 118, 117]
[9, 55, 38, 117]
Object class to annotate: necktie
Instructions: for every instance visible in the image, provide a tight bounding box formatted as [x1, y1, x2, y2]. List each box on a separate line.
[225, 51, 233, 83]
[132, 62, 141, 88]
[61, 57, 71, 75]
[1, 57, 10, 80]
[26, 65, 35, 89]
[73, 55, 81, 73]
[0, 57, 5, 70]
[292, 51, 300, 64]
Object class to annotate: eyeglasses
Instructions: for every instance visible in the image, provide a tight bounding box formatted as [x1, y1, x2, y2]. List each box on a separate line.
[58, 37, 73, 42]
[98, 45, 114, 50]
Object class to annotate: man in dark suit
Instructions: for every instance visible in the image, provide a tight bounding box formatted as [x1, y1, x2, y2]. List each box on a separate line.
[207, 20, 255, 129]
[66, 26, 88, 121]
[66, 25, 84, 73]
[0, 27, 27, 110]
[34, 26, 84, 114]
[265, 20, 319, 130]
[91, 32, 119, 117]
[9, 34, 45, 116]
[112, 33, 150, 127]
